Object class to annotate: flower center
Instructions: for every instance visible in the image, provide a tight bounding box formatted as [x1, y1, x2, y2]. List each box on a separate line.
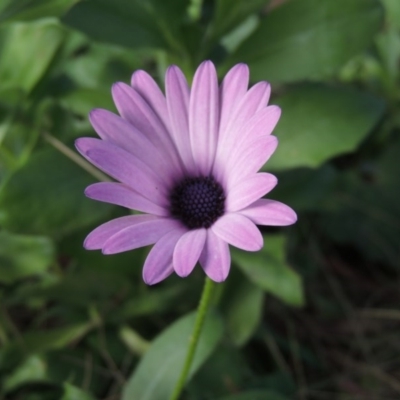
[170, 176, 225, 229]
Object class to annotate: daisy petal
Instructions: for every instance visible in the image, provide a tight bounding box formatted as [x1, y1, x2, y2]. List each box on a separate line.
[103, 218, 182, 254]
[189, 61, 219, 175]
[226, 173, 278, 212]
[143, 227, 187, 285]
[218, 63, 249, 144]
[173, 228, 206, 277]
[75, 138, 168, 205]
[84, 214, 156, 250]
[199, 230, 230, 282]
[112, 82, 182, 172]
[228, 135, 278, 185]
[165, 65, 195, 172]
[85, 182, 168, 216]
[212, 214, 263, 251]
[240, 199, 298, 226]
[89, 109, 176, 182]
[130, 69, 170, 130]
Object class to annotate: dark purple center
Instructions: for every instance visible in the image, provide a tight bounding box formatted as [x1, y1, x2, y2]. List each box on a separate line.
[170, 176, 225, 229]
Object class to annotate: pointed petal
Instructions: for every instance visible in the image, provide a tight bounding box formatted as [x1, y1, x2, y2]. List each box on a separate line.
[130, 69, 170, 130]
[75, 138, 168, 206]
[189, 61, 219, 175]
[84, 214, 156, 250]
[112, 82, 183, 173]
[165, 65, 195, 173]
[226, 173, 278, 212]
[102, 218, 182, 254]
[240, 199, 298, 226]
[143, 226, 187, 285]
[214, 81, 271, 180]
[89, 109, 177, 183]
[228, 136, 278, 185]
[173, 228, 206, 277]
[218, 63, 249, 144]
[199, 230, 230, 282]
[212, 213, 263, 251]
[85, 182, 168, 216]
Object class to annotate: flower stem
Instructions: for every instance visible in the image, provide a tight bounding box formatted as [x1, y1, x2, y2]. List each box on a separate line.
[169, 277, 215, 400]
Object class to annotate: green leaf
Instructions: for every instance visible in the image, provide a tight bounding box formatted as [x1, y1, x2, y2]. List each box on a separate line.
[220, 268, 263, 346]
[266, 84, 385, 170]
[232, 235, 304, 307]
[0, 232, 55, 284]
[218, 390, 289, 400]
[3, 355, 47, 393]
[229, 0, 383, 83]
[0, 0, 78, 23]
[62, 0, 187, 52]
[0, 20, 66, 93]
[61, 383, 97, 400]
[0, 148, 113, 236]
[122, 311, 224, 400]
[210, 0, 268, 40]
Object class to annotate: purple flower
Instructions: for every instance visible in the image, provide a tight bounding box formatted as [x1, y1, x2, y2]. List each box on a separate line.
[76, 61, 297, 285]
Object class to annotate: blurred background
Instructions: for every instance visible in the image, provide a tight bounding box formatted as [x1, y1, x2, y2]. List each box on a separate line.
[0, 0, 399, 399]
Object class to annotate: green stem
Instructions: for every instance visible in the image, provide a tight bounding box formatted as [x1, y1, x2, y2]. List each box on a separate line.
[169, 277, 215, 400]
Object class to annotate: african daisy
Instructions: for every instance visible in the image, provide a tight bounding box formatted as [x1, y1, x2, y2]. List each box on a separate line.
[76, 61, 297, 284]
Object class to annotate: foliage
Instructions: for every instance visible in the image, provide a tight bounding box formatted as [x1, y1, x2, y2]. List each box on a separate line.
[1, 0, 400, 399]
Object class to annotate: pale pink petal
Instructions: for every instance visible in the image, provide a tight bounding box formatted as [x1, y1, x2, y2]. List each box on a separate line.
[103, 218, 183, 254]
[84, 214, 156, 250]
[212, 214, 263, 251]
[226, 173, 278, 212]
[218, 63, 249, 144]
[238, 105, 281, 147]
[173, 228, 206, 277]
[228, 135, 278, 185]
[85, 182, 168, 216]
[165, 66, 195, 173]
[130, 69, 170, 130]
[239, 199, 298, 226]
[75, 138, 168, 206]
[214, 81, 271, 181]
[199, 230, 230, 282]
[89, 109, 177, 183]
[189, 61, 219, 175]
[143, 227, 187, 285]
[112, 82, 183, 173]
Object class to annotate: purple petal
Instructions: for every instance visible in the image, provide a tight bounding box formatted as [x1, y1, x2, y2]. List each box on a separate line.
[130, 69, 170, 131]
[111, 82, 183, 173]
[75, 138, 168, 206]
[228, 136, 278, 185]
[89, 109, 177, 183]
[240, 199, 298, 226]
[226, 173, 278, 212]
[143, 227, 187, 285]
[218, 63, 249, 145]
[173, 228, 206, 277]
[189, 61, 219, 175]
[165, 66, 196, 173]
[212, 214, 263, 251]
[102, 218, 183, 254]
[214, 81, 271, 181]
[199, 230, 230, 282]
[84, 214, 157, 250]
[85, 182, 168, 216]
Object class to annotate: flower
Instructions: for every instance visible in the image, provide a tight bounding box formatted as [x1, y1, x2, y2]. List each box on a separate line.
[76, 61, 297, 285]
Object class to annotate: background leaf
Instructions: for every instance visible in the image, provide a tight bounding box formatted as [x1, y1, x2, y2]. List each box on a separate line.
[266, 84, 385, 170]
[229, 0, 383, 83]
[122, 311, 223, 400]
[232, 235, 304, 307]
[0, 232, 55, 284]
